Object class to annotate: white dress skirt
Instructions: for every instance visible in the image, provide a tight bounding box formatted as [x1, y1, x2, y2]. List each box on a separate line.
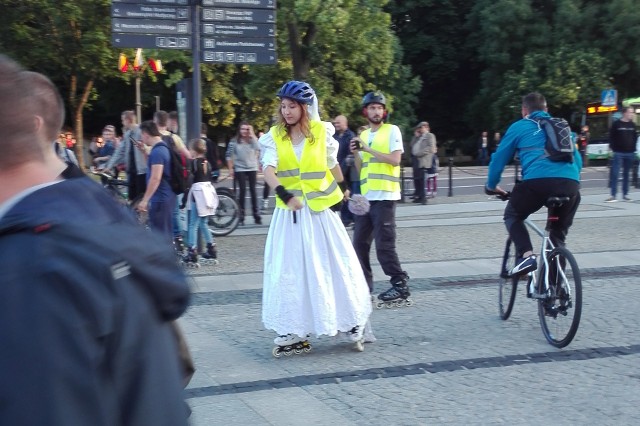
[262, 202, 372, 338]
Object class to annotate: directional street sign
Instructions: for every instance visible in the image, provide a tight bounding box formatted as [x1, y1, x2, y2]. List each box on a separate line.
[201, 22, 275, 37]
[112, 18, 191, 34]
[202, 0, 275, 9]
[112, 0, 190, 4]
[112, 33, 191, 49]
[111, 3, 190, 20]
[202, 50, 276, 64]
[202, 37, 275, 51]
[201, 8, 276, 23]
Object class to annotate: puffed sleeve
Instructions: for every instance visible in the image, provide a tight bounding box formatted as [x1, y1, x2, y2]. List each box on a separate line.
[324, 121, 339, 169]
[259, 130, 278, 169]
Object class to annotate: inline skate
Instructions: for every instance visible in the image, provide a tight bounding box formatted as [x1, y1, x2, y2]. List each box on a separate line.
[272, 334, 312, 358]
[200, 243, 219, 265]
[376, 276, 413, 309]
[181, 247, 200, 269]
[174, 235, 185, 256]
[347, 325, 365, 352]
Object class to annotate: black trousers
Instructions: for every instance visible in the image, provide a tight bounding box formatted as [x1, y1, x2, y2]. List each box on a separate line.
[411, 156, 425, 199]
[353, 200, 407, 293]
[235, 171, 259, 219]
[504, 178, 581, 258]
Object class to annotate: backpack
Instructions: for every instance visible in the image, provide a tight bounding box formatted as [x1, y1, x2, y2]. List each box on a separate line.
[531, 117, 574, 163]
[161, 135, 190, 194]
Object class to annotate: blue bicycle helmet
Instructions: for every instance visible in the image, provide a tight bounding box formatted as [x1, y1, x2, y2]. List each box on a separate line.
[276, 81, 315, 105]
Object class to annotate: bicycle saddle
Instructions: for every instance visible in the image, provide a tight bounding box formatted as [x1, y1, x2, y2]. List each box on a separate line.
[545, 196, 570, 208]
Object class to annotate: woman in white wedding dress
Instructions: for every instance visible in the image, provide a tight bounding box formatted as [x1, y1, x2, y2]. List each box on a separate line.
[260, 81, 372, 356]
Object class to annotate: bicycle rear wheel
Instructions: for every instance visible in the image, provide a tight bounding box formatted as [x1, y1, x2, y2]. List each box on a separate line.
[499, 238, 519, 320]
[538, 246, 582, 348]
[208, 190, 240, 237]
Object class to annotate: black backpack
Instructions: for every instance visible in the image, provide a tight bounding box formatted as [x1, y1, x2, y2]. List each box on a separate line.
[531, 117, 574, 163]
[160, 135, 189, 194]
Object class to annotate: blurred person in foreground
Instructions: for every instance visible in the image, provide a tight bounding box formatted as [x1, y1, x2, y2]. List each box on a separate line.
[0, 55, 190, 425]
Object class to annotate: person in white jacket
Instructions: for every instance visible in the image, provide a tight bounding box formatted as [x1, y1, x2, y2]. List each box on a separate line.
[182, 138, 219, 266]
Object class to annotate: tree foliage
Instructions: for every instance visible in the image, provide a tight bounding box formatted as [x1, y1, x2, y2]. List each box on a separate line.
[2, 0, 639, 154]
[0, 0, 119, 168]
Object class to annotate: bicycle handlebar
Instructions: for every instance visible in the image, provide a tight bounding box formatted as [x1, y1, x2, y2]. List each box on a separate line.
[484, 185, 511, 201]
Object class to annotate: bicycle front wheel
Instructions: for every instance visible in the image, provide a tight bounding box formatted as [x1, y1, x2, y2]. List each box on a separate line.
[538, 246, 582, 348]
[498, 238, 518, 320]
[208, 193, 240, 237]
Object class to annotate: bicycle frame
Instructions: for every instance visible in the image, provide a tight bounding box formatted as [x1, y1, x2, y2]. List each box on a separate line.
[523, 218, 571, 300]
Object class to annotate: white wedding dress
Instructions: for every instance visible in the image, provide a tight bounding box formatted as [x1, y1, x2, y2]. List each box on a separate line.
[260, 126, 372, 338]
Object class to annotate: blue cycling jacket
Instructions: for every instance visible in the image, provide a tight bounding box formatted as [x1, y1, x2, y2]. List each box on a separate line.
[487, 110, 582, 189]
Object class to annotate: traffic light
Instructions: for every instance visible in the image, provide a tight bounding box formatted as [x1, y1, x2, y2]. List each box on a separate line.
[118, 53, 129, 73]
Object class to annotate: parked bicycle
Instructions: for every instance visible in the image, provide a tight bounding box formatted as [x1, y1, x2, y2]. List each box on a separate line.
[208, 178, 241, 237]
[491, 190, 582, 348]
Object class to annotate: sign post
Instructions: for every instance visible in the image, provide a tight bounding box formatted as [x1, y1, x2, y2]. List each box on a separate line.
[111, 0, 277, 141]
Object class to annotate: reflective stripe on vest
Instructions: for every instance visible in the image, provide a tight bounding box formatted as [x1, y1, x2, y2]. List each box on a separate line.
[272, 121, 343, 211]
[359, 124, 401, 195]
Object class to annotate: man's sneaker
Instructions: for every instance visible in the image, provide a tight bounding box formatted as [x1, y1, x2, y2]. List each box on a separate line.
[510, 255, 537, 276]
[623, 195, 631, 201]
[262, 198, 269, 211]
[605, 196, 617, 203]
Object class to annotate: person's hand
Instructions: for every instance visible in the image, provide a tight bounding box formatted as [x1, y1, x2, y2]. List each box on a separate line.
[286, 196, 303, 211]
[343, 188, 351, 200]
[349, 138, 362, 153]
[136, 198, 149, 213]
[484, 185, 507, 196]
[494, 185, 507, 195]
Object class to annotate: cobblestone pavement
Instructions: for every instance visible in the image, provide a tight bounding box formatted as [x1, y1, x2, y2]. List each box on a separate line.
[181, 188, 640, 425]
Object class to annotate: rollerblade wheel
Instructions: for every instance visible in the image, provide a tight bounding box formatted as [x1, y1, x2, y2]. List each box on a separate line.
[283, 349, 293, 356]
[303, 345, 312, 353]
[375, 300, 385, 309]
[385, 301, 394, 309]
[272, 347, 282, 358]
[405, 298, 414, 307]
[294, 348, 303, 355]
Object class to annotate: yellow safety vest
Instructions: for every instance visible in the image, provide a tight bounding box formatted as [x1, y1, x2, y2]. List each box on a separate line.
[359, 124, 401, 195]
[272, 121, 343, 212]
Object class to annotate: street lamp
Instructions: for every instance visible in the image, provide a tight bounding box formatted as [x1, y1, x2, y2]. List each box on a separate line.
[118, 48, 162, 123]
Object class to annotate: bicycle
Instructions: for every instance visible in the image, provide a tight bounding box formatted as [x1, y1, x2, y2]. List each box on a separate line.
[492, 190, 582, 348]
[91, 170, 147, 225]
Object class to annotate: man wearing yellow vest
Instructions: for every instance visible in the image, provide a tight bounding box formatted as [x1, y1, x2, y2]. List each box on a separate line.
[350, 91, 412, 307]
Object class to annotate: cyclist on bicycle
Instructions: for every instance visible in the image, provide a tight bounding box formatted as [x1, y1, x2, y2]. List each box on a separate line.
[485, 92, 582, 276]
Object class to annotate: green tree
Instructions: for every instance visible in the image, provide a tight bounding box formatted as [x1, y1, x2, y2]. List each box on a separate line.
[465, 0, 614, 132]
[238, 0, 420, 134]
[0, 0, 121, 168]
[387, 0, 476, 142]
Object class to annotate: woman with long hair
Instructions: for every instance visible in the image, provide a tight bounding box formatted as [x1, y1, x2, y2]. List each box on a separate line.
[225, 121, 261, 225]
[259, 81, 372, 357]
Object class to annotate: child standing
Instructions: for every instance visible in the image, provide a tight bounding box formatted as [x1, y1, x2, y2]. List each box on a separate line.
[182, 139, 219, 266]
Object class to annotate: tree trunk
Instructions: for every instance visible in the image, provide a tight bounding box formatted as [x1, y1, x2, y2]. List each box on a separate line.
[73, 78, 94, 170]
[287, 21, 316, 81]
